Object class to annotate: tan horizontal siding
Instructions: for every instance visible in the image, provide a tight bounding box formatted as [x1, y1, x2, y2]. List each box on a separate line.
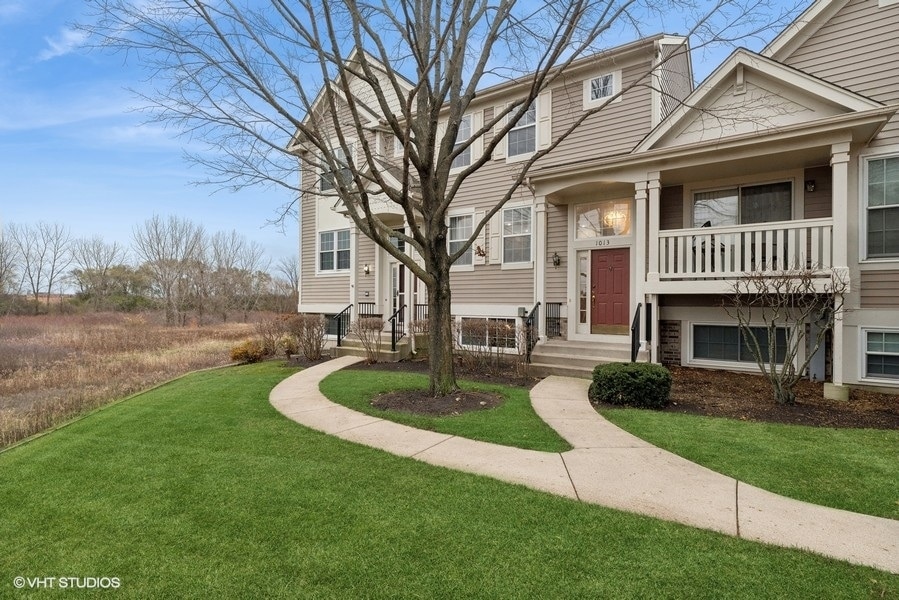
[545, 204, 568, 303]
[782, 0, 899, 149]
[660, 294, 727, 308]
[355, 236, 377, 302]
[659, 185, 684, 230]
[860, 271, 899, 308]
[300, 193, 350, 306]
[659, 43, 692, 119]
[803, 166, 832, 219]
[449, 265, 534, 304]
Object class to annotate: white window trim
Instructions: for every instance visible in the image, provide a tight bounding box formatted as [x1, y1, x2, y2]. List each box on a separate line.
[456, 316, 521, 353]
[582, 70, 622, 110]
[859, 327, 899, 385]
[859, 152, 899, 264]
[686, 321, 798, 372]
[505, 101, 537, 164]
[319, 140, 356, 193]
[316, 228, 351, 276]
[447, 210, 475, 272]
[449, 114, 474, 173]
[500, 203, 534, 270]
[684, 176, 799, 228]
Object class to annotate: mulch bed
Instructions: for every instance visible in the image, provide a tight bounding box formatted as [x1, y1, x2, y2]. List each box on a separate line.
[372, 390, 503, 416]
[344, 358, 899, 429]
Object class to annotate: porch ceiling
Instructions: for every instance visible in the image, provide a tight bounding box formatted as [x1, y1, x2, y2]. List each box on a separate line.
[546, 180, 635, 204]
[657, 144, 833, 186]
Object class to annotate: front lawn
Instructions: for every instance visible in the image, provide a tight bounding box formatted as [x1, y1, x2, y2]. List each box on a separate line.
[320, 370, 570, 452]
[0, 362, 896, 598]
[598, 408, 899, 520]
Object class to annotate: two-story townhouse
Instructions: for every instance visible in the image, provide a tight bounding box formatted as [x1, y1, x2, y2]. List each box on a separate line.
[297, 35, 692, 353]
[529, 0, 898, 397]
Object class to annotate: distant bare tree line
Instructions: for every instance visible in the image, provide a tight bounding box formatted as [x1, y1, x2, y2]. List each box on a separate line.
[0, 216, 298, 323]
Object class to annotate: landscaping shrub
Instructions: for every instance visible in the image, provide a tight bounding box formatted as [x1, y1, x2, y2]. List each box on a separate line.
[230, 340, 267, 364]
[588, 362, 672, 409]
[354, 317, 385, 363]
[285, 314, 328, 360]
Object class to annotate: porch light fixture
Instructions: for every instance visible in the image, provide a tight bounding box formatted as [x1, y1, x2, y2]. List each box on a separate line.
[805, 180, 816, 193]
[363, 264, 371, 276]
[552, 252, 561, 267]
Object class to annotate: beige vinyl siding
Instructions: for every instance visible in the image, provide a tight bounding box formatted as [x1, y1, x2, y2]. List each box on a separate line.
[860, 270, 899, 308]
[803, 166, 833, 219]
[355, 235, 377, 302]
[545, 204, 568, 303]
[659, 185, 684, 230]
[544, 60, 654, 168]
[299, 194, 350, 306]
[449, 267, 534, 304]
[782, 0, 899, 148]
[658, 43, 692, 120]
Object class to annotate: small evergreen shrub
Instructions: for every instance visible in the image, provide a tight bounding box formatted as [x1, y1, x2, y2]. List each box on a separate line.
[588, 362, 672, 409]
[230, 340, 267, 364]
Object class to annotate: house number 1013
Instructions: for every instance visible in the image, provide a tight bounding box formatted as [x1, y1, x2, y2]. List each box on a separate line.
[594, 239, 611, 247]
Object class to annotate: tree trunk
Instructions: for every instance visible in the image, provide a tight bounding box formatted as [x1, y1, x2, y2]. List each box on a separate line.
[427, 269, 458, 396]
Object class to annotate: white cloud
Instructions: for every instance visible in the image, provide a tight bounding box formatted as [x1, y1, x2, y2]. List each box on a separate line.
[37, 27, 87, 61]
[0, 1, 26, 22]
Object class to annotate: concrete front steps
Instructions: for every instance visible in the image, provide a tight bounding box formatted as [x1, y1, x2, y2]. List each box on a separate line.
[529, 338, 649, 378]
[330, 332, 413, 362]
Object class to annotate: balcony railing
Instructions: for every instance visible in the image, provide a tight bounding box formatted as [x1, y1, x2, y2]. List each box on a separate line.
[656, 218, 833, 280]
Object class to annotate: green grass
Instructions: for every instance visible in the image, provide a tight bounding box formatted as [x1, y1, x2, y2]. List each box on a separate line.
[598, 407, 899, 520]
[320, 370, 571, 452]
[0, 362, 896, 599]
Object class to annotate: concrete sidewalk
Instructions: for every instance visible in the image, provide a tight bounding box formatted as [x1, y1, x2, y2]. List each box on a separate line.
[269, 355, 899, 574]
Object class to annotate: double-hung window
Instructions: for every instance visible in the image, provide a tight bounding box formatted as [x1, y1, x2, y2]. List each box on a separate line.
[864, 330, 899, 380]
[693, 324, 787, 364]
[319, 229, 350, 272]
[502, 206, 532, 264]
[693, 182, 792, 227]
[865, 156, 899, 258]
[507, 102, 536, 157]
[320, 146, 350, 192]
[448, 215, 473, 266]
[451, 115, 472, 170]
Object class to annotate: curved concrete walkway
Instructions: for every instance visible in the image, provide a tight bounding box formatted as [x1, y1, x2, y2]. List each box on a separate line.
[270, 355, 899, 574]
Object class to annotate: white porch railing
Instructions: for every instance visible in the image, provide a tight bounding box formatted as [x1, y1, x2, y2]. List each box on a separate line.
[657, 218, 834, 280]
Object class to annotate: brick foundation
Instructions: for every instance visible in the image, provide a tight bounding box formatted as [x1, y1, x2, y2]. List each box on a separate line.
[660, 320, 681, 366]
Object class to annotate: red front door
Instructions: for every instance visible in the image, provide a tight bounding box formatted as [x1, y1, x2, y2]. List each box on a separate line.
[591, 248, 630, 334]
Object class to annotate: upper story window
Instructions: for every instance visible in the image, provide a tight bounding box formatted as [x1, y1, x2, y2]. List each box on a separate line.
[320, 146, 351, 192]
[448, 215, 473, 266]
[451, 115, 472, 170]
[865, 156, 899, 259]
[502, 206, 532, 264]
[583, 70, 621, 109]
[319, 229, 350, 272]
[576, 200, 631, 238]
[693, 182, 791, 228]
[507, 102, 536, 157]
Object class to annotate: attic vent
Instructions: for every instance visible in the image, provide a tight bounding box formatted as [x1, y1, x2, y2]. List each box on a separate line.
[734, 64, 746, 96]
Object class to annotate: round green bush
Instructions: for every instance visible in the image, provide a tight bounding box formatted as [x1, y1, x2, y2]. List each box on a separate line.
[588, 362, 672, 409]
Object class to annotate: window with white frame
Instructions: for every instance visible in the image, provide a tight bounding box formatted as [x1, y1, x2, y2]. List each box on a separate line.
[451, 115, 472, 170]
[319, 146, 351, 192]
[864, 330, 899, 380]
[865, 156, 899, 258]
[693, 324, 787, 364]
[459, 317, 517, 349]
[448, 215, 473, 266]
[576, 200, 632, 238]
[319, 229, 350, 272]
[693, 182, 792, 227]
[590, 74, 614, 101]
[502, 206, 532, 264]
[507, 102, 536, 157]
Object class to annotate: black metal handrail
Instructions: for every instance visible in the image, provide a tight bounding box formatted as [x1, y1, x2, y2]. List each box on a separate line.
[414, 303, 428, 323]
[545, 302, 562, 339]
[630, 303, 643, 363]
[389, 304, 407, 351]
[524, 302, 541, 363]
[333, 303, 353, 347]
[358, 301, 377, 318]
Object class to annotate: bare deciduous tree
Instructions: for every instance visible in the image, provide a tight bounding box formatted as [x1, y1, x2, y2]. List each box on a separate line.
[276, 254, 299, 311]
[84, 0, 797, 394]
[724, 268, 848, 405]
[0, 224, 21, 298]
[132, 215, 206, 325]
[71, 235, 128, 309]
[8, 222, 73, 313]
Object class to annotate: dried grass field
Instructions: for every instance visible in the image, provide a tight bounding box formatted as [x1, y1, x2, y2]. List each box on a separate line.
[0, 313, 254, 448]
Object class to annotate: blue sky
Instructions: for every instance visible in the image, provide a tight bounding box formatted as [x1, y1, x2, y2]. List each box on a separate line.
[0, 1, 804, 266]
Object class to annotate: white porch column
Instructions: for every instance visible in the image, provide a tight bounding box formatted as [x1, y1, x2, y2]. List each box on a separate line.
[829, 142, 851, 393]
[634, 182, 647, 350]
[647, 174, 661, 287]
[349, 227, 359, 306]
[535, 197, 547, 340]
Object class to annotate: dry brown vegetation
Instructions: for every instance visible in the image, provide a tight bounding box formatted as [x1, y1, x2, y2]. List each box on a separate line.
[0, 312, 255, 447]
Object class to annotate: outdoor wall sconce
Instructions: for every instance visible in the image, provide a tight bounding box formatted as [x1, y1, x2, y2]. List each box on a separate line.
[363, 264, 371, 276]
[805, 180, 816, 193]
[552, 252, 561, 267]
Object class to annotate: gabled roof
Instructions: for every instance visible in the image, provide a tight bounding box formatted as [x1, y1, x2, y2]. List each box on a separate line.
[634, 48, 882, 152]
[762, 0, 850, 61]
